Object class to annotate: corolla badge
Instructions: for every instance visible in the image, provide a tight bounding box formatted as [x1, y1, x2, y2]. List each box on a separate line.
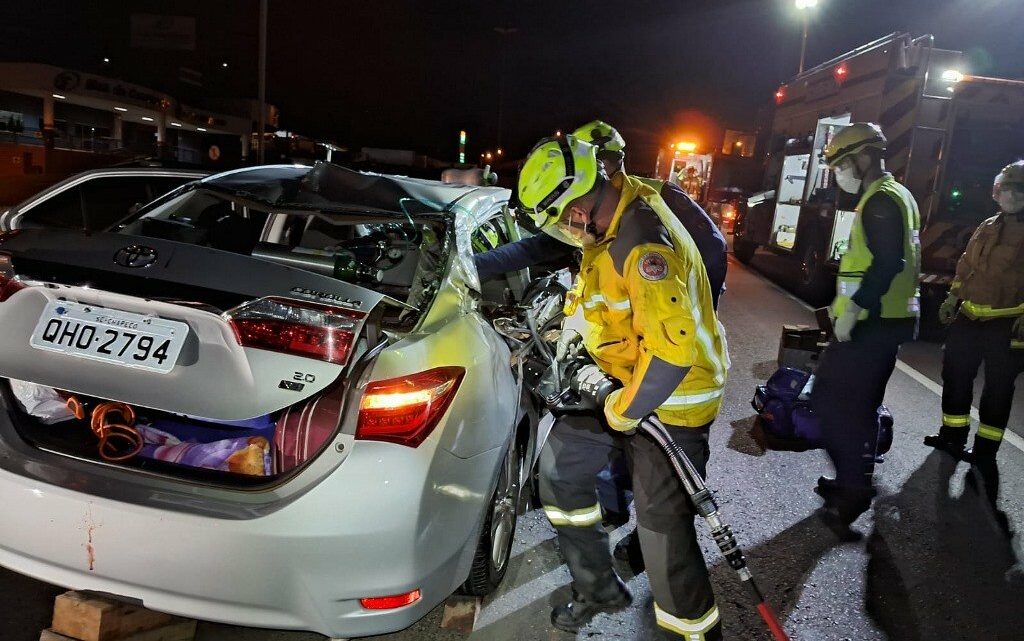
[113, 245, 159, 268]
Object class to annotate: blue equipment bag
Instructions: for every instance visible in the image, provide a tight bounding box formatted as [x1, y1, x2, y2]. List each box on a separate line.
[751, 366, 894, 461]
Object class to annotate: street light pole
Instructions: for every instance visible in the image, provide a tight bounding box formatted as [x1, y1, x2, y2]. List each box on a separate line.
[257, 0, 268, 164]
[795, 0, 818, 75]
[799, 13, 809, 74]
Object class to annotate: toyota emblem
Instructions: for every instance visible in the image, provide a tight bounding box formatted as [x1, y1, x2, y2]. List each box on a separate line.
[113, 245, 158, 268]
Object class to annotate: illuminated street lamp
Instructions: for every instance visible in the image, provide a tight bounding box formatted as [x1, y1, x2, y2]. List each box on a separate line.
[555, 130, 562, 137]
[942, 69, 964, 83]
[675, 141, 698, 153]
[795, 0, 818, 74]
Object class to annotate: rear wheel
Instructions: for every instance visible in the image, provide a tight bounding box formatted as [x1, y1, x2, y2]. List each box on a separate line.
[733, 238, 757, 264]
[796, 240, 830, 301]
[459, 435, 521, 596]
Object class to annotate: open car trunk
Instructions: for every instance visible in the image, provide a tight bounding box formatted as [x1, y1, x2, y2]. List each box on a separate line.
[0, 229, 390, 485]
[4, 376, 347, 486]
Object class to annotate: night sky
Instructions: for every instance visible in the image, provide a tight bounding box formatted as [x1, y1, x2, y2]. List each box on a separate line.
[4, 0, 1023, 171]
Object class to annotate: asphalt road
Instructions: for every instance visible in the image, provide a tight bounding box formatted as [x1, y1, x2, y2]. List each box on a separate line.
[3, 256, 1022, 641]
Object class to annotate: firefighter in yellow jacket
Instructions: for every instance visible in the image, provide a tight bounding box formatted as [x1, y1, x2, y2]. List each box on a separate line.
[925, 161, 1024, 481]
[520, 135, 729, 639]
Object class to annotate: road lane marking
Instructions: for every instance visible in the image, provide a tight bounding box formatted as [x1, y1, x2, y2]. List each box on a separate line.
[730, 256, 1024, 454]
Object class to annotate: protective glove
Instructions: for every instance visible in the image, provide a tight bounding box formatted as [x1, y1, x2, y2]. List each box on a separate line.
[938, 293, 959, 325]
[603, 388, 640, 433]
[833, 302, 863, 342]
[555, 330, 583, 361]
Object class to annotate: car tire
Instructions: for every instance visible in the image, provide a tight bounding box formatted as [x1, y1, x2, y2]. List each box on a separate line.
[459, 435, 521, 597]
[796, 240, 831, 302]
[733, 238, 757, 264]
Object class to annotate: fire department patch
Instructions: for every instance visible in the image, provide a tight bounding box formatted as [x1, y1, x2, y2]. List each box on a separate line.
[639, 251, 669, 281]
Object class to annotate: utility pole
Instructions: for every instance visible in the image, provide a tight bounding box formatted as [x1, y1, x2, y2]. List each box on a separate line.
[257, 0, 268, 164]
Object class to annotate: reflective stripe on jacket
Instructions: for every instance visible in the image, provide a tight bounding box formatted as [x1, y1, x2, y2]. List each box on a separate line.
[832, 175, 921, 320]
[564, 176, 729, 427]
[952, 211, 1024, 320]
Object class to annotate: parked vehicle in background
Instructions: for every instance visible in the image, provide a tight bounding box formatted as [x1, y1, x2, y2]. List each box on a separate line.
[733, 31, 1024, 308]
[704, 187, 746, 234]
[0, 162, 548, 638]
[0, 167, 208, 232]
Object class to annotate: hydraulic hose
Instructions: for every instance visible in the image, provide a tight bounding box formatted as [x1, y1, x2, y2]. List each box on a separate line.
[637, 416, 791, 641]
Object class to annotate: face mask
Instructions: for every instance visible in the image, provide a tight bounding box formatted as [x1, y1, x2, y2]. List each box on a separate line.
[549, 179, 608, 248]
[833, 162, 862, 194]
[552, 213, 599, 248]
[997, 189, 1024, 214]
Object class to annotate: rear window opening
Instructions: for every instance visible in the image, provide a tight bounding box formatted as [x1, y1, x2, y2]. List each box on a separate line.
[4, 378, 344, 488]
[116, 188, 450, 330]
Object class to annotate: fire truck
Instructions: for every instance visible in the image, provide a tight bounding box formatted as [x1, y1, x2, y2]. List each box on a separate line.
[733, 32, 1024, 314]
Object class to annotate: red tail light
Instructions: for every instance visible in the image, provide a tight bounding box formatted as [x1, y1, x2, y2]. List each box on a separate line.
[227, 297, 365, 366]
[0, 252, 26, 302]
[357, 367, 465, 447]
[360, 589, 422, 610]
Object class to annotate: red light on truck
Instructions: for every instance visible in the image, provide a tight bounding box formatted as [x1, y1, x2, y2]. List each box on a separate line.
[775, 86, 786, 104]
[834, 64, 848, 83]
[360, 589, 422, 610]
[357, 367, 465, 447]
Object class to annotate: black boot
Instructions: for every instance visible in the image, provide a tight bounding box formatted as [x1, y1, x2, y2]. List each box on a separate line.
[817, 485, 874, 541]
[963, 436, 1000, 465]
[551, 579, 632, 632]
[612, 528, 645, 574]
[924, 425, 969, 458]
[815, 476, 877, 500]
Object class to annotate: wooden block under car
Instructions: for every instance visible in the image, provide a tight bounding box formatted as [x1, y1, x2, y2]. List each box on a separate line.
[41, 619, 196, 641]
[50, 591, 185, 641]
[439, 595, 481, 635]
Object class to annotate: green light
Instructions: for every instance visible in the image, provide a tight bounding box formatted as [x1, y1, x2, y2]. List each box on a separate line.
[458, 152, 465, 164]
[951, 189, 962, 198]
[459, 130, 467, 145]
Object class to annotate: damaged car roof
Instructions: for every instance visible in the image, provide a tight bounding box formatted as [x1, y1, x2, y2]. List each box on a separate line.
[200, 162, 505, 217]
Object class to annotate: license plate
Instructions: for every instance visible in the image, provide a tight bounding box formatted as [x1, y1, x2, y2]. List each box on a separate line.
[30, 300, 189, 374]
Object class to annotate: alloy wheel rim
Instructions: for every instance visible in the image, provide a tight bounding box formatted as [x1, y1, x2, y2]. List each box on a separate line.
[489, 442, 520, 572]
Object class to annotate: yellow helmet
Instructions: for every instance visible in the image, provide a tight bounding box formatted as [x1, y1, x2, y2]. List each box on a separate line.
[993, 160, 1024, 198]
[571, 120, 626, 153]
[518, 135, 600, 231]
[823, 122, 887, 167]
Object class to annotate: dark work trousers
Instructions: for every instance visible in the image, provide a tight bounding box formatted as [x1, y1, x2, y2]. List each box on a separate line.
[596, 448, 633, 521]
[811, 321, 909, 489]
[539, 412, 721, 639]
[941, 316, 1024, 446]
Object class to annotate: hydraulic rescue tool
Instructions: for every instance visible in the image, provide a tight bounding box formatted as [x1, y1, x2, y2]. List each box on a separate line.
[499, 294, 791, 641]
[561, 364, 791, 641]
